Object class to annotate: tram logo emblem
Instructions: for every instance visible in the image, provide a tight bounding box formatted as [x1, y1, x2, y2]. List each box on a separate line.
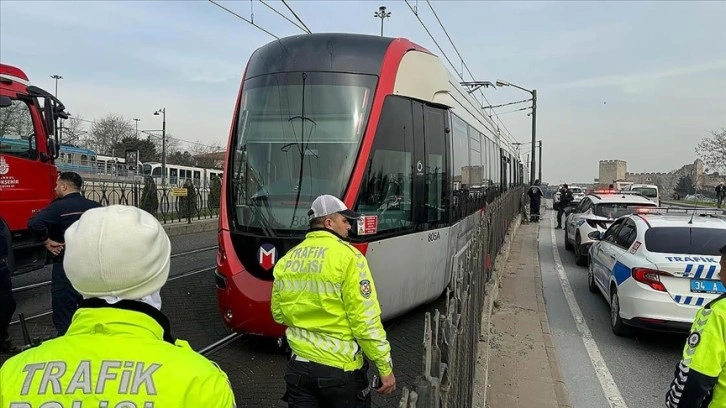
[257, 243, 279, 271]
[0, 157, 8, 175]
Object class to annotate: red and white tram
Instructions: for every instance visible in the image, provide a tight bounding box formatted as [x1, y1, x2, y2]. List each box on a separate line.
[215, 33, 526, 338]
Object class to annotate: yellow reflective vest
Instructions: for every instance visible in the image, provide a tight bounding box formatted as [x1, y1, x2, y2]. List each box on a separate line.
[0, 305, 236, 408]
[666, 294, 726, 407]
[271, 229, 393, 376]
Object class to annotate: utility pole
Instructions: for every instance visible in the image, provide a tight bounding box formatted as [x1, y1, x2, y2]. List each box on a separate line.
[133, 118, 140, 138]
[495, 80, 538, 185]
[154, 108, 166, 186]
[530, 89, 537, 186]
[538, 140, 542, 183]
[374, 6, 391, 36]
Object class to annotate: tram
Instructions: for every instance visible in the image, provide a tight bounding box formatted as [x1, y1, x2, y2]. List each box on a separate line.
[215, 33, 527, 337]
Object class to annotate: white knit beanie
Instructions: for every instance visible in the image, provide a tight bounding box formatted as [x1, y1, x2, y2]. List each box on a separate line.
[63, 205, 171, 300]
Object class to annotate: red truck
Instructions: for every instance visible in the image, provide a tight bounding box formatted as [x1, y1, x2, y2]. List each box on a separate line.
[0, 63, 68, 275]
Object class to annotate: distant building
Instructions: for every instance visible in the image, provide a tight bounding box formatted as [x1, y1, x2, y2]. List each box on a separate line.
[192, 151, 225, 170]
[598, 160, 627, 186]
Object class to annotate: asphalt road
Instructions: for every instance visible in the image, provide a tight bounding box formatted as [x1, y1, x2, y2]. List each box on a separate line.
[542, 204, 686, 408]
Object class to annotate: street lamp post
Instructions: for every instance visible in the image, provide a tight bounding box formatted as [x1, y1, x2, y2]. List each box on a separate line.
[133, 118, 141, 138]
[153, 108, 166, 186]
[374, 6, 391, 37]
[50, 74, 63, 98]
[50, 74, 63, 142]
[496, 80, 537, 186]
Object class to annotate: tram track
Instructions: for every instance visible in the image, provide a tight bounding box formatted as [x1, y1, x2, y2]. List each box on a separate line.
[9, 264, 217, 326]
[11, 245, 219, 295]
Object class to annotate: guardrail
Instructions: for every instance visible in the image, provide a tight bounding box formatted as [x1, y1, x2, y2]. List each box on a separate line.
[398, 186, 526, 407]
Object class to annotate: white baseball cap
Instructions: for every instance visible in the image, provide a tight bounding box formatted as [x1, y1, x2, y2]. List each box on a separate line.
[63, 205, 171, 300]
[308, 194, 360, 220]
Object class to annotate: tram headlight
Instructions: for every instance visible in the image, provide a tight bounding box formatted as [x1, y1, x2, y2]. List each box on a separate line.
[225, 309, 233, 320]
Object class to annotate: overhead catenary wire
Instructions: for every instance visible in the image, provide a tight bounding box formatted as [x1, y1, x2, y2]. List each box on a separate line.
[281, 0, 312, 34]
[415, 0, 521, 146]
[259, 0, 308, 33]
[208, 0, 279, 39]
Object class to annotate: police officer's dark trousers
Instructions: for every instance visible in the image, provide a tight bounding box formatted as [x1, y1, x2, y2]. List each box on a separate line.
[284, 357, 371, 408]
[530, 198, 541, 222]
[0, 258, 15, 344]
[556, 207, 565, 228]
[51, 260, 81, 336]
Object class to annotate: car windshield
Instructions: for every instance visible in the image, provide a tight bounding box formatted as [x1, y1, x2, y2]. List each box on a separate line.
[230, 71, 377, 233]
[645, 227, 726, 255]
[571, 188, 583, 194]
[631, 187, 658, 198]
[595, 202, 655, 218]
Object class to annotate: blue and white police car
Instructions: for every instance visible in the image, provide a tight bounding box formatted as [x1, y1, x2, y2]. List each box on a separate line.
[565, 191, 656, 266]
[587, 207, 726, 336]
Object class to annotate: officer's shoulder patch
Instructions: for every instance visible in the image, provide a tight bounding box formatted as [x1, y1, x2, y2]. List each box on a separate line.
[687, 332, 701, 348]
[360, 279, 371, 298]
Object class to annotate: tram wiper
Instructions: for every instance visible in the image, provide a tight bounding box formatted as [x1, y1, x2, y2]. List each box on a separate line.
[288, 72, 317, 229]
[250, 192, 277, 238]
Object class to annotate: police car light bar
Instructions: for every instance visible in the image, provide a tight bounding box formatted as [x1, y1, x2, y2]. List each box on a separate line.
[628, 206, 724, 216]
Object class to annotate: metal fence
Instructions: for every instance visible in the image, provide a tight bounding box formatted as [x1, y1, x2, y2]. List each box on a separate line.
[398, 186, 526, 407]
[80, 180, 220, 224]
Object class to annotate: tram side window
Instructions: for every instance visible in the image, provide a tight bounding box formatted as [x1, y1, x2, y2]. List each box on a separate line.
[451, 114, 470, 222]
[424, 105, 448, 226]
[0, 99, 37, 159]
[354, 96, 414, 234]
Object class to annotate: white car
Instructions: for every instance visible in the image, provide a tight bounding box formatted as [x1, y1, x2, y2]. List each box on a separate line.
[569, 186, 586, 204]
[625, 183, 661, 206]
[588, 207, 726, 336]
[565, 191, 656, 266]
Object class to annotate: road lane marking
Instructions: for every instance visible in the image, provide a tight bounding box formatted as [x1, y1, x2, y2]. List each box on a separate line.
[550, 214, 628, 408]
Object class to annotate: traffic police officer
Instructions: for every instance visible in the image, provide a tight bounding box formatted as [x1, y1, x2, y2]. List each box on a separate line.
[28, 171, 101, 336]
[0, 205, 236, 407]
[665, 244, 726, 407]
[555, 184, 574, 229]
[271, 194, 396, 407]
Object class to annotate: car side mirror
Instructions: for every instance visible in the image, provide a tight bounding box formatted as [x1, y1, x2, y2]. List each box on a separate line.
[588, 231, 602, 240]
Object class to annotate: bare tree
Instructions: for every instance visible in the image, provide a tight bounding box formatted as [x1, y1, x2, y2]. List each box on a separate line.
[696, 128, 726, 176]
[0, 100, 34, 138]
[61, 116, 88, 146]
[188, 139, 224, 168]
[84, 114, 135, 155]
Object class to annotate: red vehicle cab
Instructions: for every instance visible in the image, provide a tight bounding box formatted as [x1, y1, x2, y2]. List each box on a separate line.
[0, 63, 67, 275]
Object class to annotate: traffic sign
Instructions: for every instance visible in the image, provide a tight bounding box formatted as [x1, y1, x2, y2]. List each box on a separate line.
[170, 187, 188, 197]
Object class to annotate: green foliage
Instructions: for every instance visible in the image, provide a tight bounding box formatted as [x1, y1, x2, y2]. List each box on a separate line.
[208, 174, 222, 211]
[177, 179, 198, 218]
[674, 175, 695, 196]
[140, 176, 159, 216]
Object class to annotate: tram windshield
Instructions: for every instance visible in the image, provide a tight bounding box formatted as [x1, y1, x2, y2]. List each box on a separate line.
[231, 71, 377, 233]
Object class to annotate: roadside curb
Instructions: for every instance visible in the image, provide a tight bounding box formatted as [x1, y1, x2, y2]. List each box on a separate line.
[534, 228, 572, 408]
[161, 218, 219, 237]
[474, 214, 522, 407]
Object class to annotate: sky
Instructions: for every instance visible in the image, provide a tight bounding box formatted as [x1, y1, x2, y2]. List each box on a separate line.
[1, 0, 724, 184]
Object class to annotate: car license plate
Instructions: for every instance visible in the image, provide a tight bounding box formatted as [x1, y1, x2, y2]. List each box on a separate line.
[691, 279, 726, 294]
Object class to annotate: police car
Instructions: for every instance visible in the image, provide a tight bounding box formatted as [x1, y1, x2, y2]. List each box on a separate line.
[587, 207, 726, 336]
[564, 191, 656, 266]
